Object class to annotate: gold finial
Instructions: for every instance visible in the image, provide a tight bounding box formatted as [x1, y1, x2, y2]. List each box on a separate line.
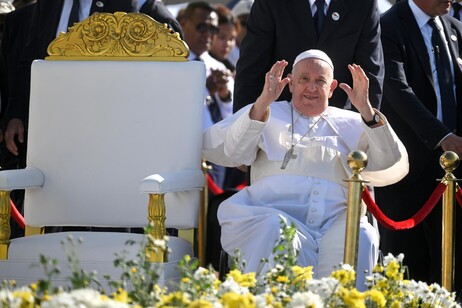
[47, 12, 189, 61]
[440, 151, 460, 174]
[347, 150, 368, 174]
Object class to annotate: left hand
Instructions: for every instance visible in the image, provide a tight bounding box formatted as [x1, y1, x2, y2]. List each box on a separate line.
[339, 64, 375, 121]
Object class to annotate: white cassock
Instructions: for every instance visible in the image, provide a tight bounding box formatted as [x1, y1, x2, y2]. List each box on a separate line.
[202, 101, 408, 290]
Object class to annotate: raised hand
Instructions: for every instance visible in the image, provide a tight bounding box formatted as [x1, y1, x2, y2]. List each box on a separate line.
[339, 64, 376, 122]
[250, 60, 290, 121]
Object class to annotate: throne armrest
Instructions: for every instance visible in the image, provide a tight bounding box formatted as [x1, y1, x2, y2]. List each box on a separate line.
[139, 170, 204, 194]
[0, 167, 44, 191]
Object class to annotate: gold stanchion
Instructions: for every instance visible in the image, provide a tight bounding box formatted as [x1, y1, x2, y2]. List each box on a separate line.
[343, 151, 369, 275]
[0, 191, 11, 260]
[439, 151, 459, 292]
[198, 160, 211, 267]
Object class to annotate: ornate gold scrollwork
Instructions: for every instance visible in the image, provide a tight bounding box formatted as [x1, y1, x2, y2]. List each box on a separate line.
[47, 12, 189, 61]
[147, 193, 166, 262]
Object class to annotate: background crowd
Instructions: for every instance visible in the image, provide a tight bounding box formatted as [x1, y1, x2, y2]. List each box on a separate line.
[0, 0, 462, 299]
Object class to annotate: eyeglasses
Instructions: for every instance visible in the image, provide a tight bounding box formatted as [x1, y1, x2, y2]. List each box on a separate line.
[196, 22, 219, 35]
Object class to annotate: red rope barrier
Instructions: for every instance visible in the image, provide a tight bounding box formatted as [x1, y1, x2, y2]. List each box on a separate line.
[207, 174, 224, 195]
[10, 199, 25, 229]
[457, 186, 462, 209]
[363, 183, 447, 231]
[207, 174, 247, 195]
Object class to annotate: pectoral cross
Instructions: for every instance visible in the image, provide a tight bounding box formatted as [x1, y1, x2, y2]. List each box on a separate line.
[281, 145, 297, 169]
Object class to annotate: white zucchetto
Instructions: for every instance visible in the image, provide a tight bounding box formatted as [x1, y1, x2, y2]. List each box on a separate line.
[293, 49, 334, 69]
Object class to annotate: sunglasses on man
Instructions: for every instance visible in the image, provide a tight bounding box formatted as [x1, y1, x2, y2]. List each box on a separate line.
[196, 22, 219, 35]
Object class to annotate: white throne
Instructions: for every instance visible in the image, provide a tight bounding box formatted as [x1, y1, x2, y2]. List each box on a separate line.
[0, 12, 206, 290]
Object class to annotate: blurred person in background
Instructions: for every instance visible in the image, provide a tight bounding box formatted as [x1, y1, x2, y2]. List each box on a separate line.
[210, 4, 237, 73]
[180, 1, 235, 189]
[228, 0, 253, 68]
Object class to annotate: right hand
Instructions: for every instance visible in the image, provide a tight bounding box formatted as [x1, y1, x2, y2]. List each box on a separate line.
[250, 60, 290, 121]
[4, 118, 24, 156]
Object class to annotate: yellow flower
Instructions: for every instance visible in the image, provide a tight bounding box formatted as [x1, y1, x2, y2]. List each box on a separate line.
[291, 265, 313, 287]
[385, 260, 402, 280]
[276, 275, 289, 284]
[154, 284, 166, 294]
[159, 291, 191, 306]
[373, 264, 384, 273]
[12, 290, 35, 307]
[228, 269, 257, 288]
[213, 279, 221, 290]
[339, 287, 366, 308]
[374, 279, 388, 291]
[182, 277, 191, 283]
[365, 289, 386, 307]
[113, 289, 130, 303]
[273, 302, 284, 308]
[263, 293, 274, 305]
[228, 269, 243, 281]
[189, 299, 214, 307]
[331, 269, 356, 285]
[390, 300, 401, 308]
[29, 283, 37, 291]
[221, 292, 255, 308]
[130, 267, 137, 273]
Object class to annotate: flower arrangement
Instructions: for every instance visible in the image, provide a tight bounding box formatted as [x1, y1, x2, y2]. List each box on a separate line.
[0, 219, 460, 307]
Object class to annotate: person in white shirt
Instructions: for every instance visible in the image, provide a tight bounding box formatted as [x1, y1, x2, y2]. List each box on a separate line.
[202, 49, 408, 290]
[181, 1, 237, 191]
[180, 1, 234, 131]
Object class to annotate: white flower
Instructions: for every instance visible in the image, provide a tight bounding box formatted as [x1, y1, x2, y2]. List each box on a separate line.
[255, 294, 271, 308]
[193, 267, 216, 284]
[41, 289, 130, 308]
[193, 267, 208, 280]
[289, 291, 324, 308]
[151, 239, 167, 251]
[382, 253, 397, 266]
[304, 277, 339, 300]
[217, 278, 249, 295]
[340, 264, 354, 271]
[0, 290, 20, 307]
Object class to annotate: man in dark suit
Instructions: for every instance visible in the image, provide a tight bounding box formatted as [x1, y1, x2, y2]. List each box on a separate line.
[232, 0, 384, 112]
[0, 2, 35, 239]
[1, 2, 34, 134]
[2, 0, 182, 159]
[375, 0, 462, 294]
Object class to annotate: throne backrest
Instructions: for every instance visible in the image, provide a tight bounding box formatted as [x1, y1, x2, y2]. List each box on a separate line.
[24, 60, 205, 229]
